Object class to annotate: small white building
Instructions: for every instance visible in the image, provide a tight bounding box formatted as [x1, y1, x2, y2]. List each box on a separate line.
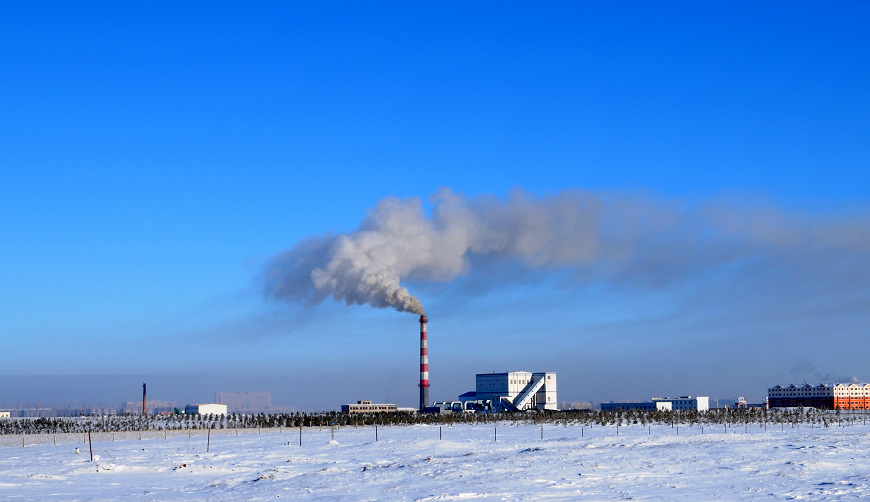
[0, 411, 10, 418]
[184, 403, 228, 415]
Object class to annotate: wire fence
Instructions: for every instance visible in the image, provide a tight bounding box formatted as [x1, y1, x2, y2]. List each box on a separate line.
[3, 414, 868, 451]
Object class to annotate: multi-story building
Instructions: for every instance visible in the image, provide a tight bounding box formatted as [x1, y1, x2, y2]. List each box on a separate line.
[768, 383, 870, 410]
[473, 371, 558, 411]
[433, 371, 558, 413]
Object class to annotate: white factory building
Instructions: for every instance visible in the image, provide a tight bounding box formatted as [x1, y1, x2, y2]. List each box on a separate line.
[436, 371, 558, 412]
[601, 396, 709, 412]
[184, 403, 228, 415]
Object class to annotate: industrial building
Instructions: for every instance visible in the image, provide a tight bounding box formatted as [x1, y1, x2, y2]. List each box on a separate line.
[600, 401, 672, 412]
[652, 396, 709, 411]
[341, 400, 399, 414]
[600, 396, 708, 412]
[184, 403, 228, 415]
[768, 383, 870, 410]
[436, 371, 557, 412]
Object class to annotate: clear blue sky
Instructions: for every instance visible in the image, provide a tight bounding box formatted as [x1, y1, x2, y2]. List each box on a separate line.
[1, 2, 868, 411]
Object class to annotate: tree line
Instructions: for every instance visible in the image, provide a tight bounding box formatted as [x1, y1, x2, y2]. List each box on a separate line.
[1, 407, 865, 435]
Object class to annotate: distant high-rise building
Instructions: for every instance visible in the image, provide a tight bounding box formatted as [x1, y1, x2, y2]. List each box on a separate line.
[123, 400, 176, 414]
[215, 392, 272, 412]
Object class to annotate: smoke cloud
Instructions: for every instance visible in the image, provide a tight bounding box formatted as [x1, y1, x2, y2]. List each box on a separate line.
[264, 188, 870, 315]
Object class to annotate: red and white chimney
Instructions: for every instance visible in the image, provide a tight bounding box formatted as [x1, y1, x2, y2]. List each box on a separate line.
[419, 315, 429, 411]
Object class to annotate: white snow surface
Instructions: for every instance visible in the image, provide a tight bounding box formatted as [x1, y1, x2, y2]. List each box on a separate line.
[3, 422, 870, 500]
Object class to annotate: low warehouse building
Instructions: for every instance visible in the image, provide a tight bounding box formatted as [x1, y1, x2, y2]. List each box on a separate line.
[600, 396, 708, 412]
[184, 403, 228, 415]
[600, 401, 672, 412]
[341, 400, 399, 414]
[652, 396, 709, 411]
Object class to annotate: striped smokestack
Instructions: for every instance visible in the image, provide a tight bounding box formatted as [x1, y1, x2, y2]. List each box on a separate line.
[419, 315, 429, 411]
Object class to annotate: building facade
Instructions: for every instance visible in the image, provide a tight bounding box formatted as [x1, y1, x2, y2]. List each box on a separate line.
[652, 396, 710, 411]
[600, 401, 672, 411]
[473, 371, 558, 411]
[768, 383, 870, 410]
[600, 396, 708, 412]
[341, 400, 399, 414]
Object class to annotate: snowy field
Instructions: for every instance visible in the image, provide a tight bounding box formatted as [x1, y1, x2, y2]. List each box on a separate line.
[2, 421, 870, 501]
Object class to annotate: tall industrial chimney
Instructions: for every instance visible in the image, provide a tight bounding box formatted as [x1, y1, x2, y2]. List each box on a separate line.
[419, 315, 429, 411]
[142, 383, 147, 415]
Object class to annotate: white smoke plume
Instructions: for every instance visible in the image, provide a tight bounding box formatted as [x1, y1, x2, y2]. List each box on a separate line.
[264, 188, 870, 315]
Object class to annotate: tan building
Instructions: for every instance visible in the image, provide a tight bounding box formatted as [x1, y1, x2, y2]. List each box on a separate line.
[341, 400, 398, 414]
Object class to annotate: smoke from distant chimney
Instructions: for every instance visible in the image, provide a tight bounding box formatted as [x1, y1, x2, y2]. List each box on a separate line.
[263, 187, 869, 314]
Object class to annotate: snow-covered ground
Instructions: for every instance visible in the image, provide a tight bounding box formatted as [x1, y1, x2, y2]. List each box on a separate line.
[2, 421, 870, 500]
